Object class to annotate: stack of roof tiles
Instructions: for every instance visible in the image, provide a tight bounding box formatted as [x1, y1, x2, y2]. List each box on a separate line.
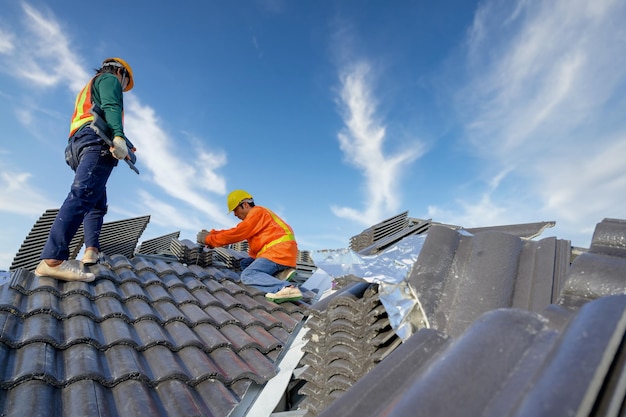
[349, 211, 410, 252]
[213, 247, 249, 270]
[135, 231, 180, 256]
[9, 210, 150, 271]
[96, 215, 151, 258]
[170, 238, 213, 267]
[10, 209, 84, 271]
[297, 281, 402, 415]
[229, 241, 249, 252]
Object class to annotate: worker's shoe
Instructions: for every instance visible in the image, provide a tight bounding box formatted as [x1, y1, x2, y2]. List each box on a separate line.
[265, 285, 303, 303]
[275, 268, 297, 281]
[35, 260, 95, 282]
[81, 249, 99, 266]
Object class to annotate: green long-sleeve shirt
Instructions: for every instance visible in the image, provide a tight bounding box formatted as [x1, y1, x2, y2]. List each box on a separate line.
[91, 73, 126, 139]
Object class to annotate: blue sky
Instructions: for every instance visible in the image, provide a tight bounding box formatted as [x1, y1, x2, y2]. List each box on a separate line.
[1, 0, 626, 270]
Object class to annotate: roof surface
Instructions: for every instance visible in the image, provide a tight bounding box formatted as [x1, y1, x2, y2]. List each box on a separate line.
[1, 252, 308, 417]
[2, 212, 626, 417]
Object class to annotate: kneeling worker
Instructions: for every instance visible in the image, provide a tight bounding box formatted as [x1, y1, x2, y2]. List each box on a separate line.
[197, 189, 302, 303]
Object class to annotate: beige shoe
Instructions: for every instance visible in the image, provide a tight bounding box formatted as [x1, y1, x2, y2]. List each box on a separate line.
[35, 260, 95, 282]
[82, 249, 99, 266]
[275, 268, 297, 281]
[265, 285, 302, 303]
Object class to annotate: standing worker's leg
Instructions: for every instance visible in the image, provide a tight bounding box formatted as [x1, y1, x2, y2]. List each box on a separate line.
[82, 190, 108, 265]
[37, 140, 115, 281]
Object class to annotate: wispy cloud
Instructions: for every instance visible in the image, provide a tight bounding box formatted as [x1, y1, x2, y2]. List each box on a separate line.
[331, 61, 425, 225]
[434, 0, 626, 243]
[123, 96, 232, 228]
[0, 157, 54, 214]
[0, 2, 233, 230]
[0, 3, 88, 90]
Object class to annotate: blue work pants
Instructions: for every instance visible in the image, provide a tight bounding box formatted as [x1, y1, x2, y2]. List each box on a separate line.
[239, 257, 292, 293]
[41, 128, 116, 260]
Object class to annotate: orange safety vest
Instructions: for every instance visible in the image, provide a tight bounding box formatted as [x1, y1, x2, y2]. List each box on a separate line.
[206, 206, 298, 266]
[257, 209, 296, 257]
[68, 77, 96, 137]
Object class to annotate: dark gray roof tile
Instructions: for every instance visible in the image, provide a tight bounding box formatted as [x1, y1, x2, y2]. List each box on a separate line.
[100, 317, 135, 346]
[134, 319, 171, 348]
[158, 273, 186, 289]
[192, 322, 232, 350]
[208, 347, 267, 383]
[227, 306, 265, 327]
[1, 381, 36, 414]
[148, 282, 179, 303]
[268, 326, 293, 343]
[237, 347, 281, 378]
[210, 290, 244, 310]
[61, 293, 96, 317]
[150, 379, 208, 416]
[153, 299, 187, 323]
[188, 286, 222, 307]
[94, 295, 126, 318]
[193, 378, 240, 415]
[64, 344, 103, 381]
[92, 277, 119, 297]
[177, 302, 215, 323]
[118, 280, 150, 300]
[63, 315, 97, 345]
[243, 325, 284, 351]
[220, 323, 263, 351]
[163, 321, 204, 349]
[406, 225, 570, 337]
[117, 267, 142, 283]
[199, 305, 240, 328]
[589, 218, 626, 255]
[22, 314, 58, 345]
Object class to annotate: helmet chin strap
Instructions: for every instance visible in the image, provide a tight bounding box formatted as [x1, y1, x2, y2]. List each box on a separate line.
[120, 71, 127, 89]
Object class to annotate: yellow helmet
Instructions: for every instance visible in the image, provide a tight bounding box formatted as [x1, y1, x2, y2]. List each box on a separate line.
[102, 57, 134, 91]
[227, 189, 253, 213]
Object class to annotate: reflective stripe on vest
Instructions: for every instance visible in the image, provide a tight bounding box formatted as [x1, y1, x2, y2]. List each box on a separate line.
[257, 209, 295, 256]
[69, 78, 95, 137]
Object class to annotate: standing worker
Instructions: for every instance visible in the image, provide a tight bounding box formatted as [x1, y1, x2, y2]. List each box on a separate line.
[35, 57, 136, 282]
[197, 190, 302, 303]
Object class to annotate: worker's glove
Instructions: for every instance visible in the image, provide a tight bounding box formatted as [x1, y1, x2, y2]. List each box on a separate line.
[111, 136, 129, 160]
[197, 229, 210, 246]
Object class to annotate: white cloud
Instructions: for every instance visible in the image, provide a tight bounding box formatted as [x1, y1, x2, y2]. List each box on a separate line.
[123, 95, 232, 228]
[331, 61, 425, 225]
[436, 0, 626, 242]
[2, 3, 89, 90]
[0, 28, 15, 54]
[0, 162, 54, 215]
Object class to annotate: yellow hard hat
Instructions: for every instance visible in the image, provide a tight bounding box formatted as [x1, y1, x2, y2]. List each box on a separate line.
[102, 57, 134, 91]
[227, 189, 253, 213]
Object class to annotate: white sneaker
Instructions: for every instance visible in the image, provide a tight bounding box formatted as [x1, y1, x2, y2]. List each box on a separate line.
[81, 249, 99, 266]
[35, 260, 95, 282]
[275, 268, 297, 281]
[265, 285, 302, 303]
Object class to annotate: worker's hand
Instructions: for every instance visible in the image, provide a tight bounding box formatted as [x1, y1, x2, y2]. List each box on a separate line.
[111, 136, 129, 160]
[197, 229, 210, 246]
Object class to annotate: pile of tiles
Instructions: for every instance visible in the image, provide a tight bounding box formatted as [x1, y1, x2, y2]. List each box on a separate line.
[135, 231, 180, 256]
[170, 239, 213, 267]
[213, 247, 249, 270]
[297, 281, 402, 416]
